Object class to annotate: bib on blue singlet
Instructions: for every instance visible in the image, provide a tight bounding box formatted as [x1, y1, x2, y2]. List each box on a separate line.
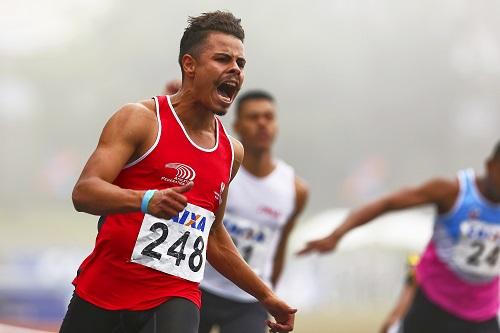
[224, 213, 274, 277]
[453, 219, 500, 279]
[131, 203, 215, 282]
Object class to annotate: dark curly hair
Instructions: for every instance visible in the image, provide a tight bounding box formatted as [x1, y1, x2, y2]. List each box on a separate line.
[179, 11, 244, 75]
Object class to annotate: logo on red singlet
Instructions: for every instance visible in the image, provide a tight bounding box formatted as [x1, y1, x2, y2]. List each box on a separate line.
[161, 163, 196, 185]
[214, 182, 225, 204]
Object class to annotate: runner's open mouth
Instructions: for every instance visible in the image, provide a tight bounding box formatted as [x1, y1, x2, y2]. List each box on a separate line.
[216, 82, 238, 103]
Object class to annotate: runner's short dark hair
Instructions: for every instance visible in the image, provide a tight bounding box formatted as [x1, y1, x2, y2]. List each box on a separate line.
[179, 11, 244, 75]
[235, 90, 274, 118]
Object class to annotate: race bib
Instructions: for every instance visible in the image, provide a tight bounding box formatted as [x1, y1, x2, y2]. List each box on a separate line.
[453, 219, 500, 279]
[224, 214, 274, 277]
[131, 203, 215, 282]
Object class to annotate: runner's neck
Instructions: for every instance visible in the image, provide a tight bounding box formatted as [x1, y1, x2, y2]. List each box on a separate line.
[477, 177, 500, 204]
[170, 89, 217, 131]
[242, 150, 275, 178]
[170, 91, 218, 149]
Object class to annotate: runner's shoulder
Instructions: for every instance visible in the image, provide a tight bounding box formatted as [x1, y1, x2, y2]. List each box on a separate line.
[116, 99, 157, 122]
[229, 136, 244, 162]
[104, 100, 158, 143]
[421, 176, 459, 197]
[294, 176, 309, 203]
[293, 176, 308, 214]
[228, 136, 244, 182]
[417, 176, 459, 210]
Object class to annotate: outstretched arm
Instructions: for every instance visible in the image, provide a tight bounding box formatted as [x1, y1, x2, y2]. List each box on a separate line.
[72, 100, 192, 219]
[271, 176, 309, 286]
[297, 177, 458, 255]
[207, 138, 296, 333]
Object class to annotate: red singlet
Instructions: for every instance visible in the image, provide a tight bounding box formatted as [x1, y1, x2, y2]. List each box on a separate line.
[73, 95, 234, 310]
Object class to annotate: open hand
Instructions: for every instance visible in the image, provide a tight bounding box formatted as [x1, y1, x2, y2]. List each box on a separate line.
[296, 234, 340, 256]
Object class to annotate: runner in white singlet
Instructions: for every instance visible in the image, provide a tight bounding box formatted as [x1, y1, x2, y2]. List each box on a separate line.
[199, 90, 308, 333]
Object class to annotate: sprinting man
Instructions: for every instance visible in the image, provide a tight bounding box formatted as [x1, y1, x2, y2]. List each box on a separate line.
[60, 11, 296, 333]
[299, 141, 500, 333]
[198, 90, 308, 333]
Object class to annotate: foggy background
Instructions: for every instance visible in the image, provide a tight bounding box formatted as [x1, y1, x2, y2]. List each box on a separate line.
[1, 0, 499, 332]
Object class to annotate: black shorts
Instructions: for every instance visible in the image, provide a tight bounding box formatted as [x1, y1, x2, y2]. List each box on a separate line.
[198, 288, 268, 333]
[59, 293, 199, 333]
[402, 288, 500, 333]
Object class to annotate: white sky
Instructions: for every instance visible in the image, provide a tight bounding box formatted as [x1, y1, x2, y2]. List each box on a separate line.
[0, 0, 115, 55]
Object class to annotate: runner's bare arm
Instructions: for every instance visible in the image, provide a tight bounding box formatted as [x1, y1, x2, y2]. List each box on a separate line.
[207, 137, 296, 333]
[72, 100, 191, 218]
[379, 281, 417, 333]
[207, 138, 271, 298]
[271, 176, 309, 286]
[297, 177, 459, 255]
[206, 138, 270, 299]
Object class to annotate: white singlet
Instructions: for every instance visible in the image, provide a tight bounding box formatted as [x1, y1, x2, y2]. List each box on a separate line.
[201, 160, 296, 302]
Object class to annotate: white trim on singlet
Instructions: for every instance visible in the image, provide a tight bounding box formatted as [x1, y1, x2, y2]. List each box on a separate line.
[166, 95, 219, 152]
[123, 97, 162, 169]
[219, 121, 235, 179]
